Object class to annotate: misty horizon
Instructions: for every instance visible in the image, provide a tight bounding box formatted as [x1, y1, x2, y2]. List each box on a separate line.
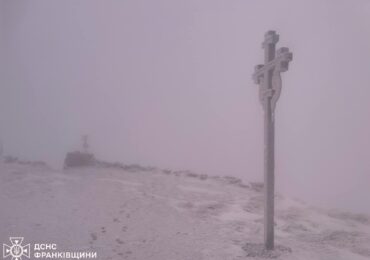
[1, 0, 370, 216]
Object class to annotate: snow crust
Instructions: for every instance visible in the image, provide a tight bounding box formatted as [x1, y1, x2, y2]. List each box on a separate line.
[1, 163, 369, 259]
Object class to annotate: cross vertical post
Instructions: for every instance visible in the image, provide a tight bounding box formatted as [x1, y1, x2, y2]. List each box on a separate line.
[252, 31, 293, 250]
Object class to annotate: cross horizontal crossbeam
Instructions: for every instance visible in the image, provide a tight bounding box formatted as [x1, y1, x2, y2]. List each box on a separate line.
[252, 47, 293, 85]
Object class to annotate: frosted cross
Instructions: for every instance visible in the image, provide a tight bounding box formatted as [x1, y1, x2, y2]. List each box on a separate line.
[252, 31, 292, 250]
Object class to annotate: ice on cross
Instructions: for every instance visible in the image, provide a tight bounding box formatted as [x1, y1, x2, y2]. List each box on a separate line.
[253, 31, 292, 112]
[252, 30, 292, 250]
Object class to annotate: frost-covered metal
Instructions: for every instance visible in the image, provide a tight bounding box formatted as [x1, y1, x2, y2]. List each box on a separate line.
[252, 31, 293, 250]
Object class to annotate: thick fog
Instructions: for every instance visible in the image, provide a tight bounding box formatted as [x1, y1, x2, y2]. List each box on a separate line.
[1, 0, 370, 214]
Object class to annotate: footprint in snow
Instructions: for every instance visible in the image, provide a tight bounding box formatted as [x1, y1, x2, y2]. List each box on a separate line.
[101, 226, 106, 233]
[89, 232, 97, 245]
[90, 232, 97, 240]
[115, 238, 124, 245]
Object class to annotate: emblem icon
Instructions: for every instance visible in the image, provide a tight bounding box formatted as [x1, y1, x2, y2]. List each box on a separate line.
[3, 237, 30, 260]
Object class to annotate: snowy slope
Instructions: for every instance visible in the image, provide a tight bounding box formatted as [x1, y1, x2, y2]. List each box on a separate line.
[0, 162, 370, 260]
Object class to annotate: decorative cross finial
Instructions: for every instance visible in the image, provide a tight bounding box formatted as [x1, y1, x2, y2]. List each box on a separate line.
[262, 31, 279, 71]
[262, 31, 279, 50]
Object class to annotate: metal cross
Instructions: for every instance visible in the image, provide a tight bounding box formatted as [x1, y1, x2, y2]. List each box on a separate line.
[252, 30, 292, 250]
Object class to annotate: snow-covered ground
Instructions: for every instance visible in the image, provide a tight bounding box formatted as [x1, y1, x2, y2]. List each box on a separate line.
[1, 162, 370, 260]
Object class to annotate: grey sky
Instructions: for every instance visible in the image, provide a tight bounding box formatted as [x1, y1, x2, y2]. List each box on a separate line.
[1, 0, 370, 213]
